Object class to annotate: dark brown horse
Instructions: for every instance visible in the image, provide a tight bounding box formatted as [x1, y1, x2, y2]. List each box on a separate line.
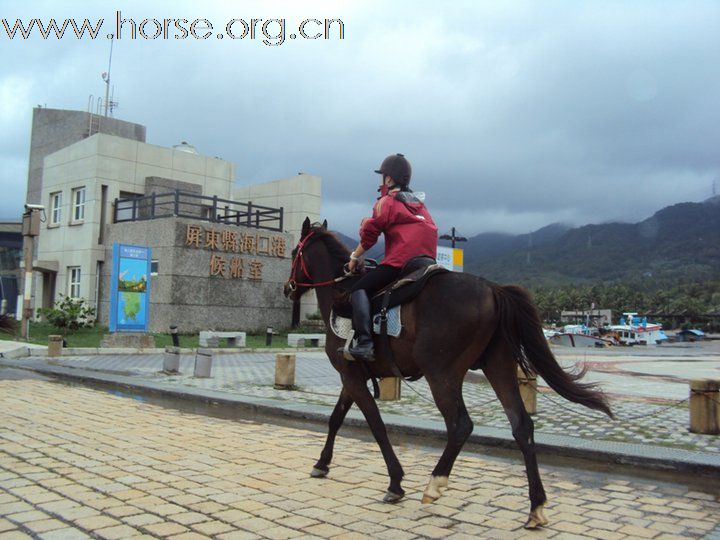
[284, 219, 612, 529]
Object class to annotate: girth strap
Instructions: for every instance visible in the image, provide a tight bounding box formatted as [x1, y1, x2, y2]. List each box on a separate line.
[378, 289, 423, 384]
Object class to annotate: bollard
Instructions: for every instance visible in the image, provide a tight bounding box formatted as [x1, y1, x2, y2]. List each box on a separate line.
[379, 377, 401, 401]
[275, 353, 296, 389]
[517, 367, 537, 415]
[266, 327, 273, 346]
[170, 325, 179, 347]
[689, 379, 720, 435]
[47, 335, 63, 357]
[163, 346, 180, 374]
[194, 348, 213, 378]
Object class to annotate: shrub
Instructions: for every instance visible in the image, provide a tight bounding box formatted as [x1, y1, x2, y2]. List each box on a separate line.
[38, 295, 95, 334]
[0, 313, 17, 333]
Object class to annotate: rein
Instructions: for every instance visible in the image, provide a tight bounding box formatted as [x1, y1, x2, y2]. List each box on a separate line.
[288, 231, 351, 290]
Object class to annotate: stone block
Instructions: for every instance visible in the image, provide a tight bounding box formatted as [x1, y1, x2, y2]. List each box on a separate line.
[47, 335, 63, 357]
[690, 379, 720, 434]
[194, 348, 213, 378]
[274, 353, 296, 389]
[163, 346, 180, 373]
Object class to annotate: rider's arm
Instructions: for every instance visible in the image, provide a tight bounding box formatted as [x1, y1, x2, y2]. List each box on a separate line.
[359, 196, 394, 251]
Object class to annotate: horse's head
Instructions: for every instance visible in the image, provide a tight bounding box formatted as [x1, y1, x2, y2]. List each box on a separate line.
[284, 217, 347, 301]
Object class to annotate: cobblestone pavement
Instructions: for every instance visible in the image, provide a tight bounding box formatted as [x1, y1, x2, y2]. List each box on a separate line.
[1, 378, 719, 539]
[33, 351, 720, 454]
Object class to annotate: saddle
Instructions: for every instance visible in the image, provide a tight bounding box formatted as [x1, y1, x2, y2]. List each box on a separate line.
[333, 256, 448, 320]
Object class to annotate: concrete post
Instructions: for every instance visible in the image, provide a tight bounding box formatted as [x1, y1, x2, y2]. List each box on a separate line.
[690, 379, 720, 434]
[163, 346, 180, 374]
[274, 353, 296, 389]
[517, 367, 537, 415]
[194, 348, 213, 378]
[47, 335, 63, 357]
[379, 377, 401, 401]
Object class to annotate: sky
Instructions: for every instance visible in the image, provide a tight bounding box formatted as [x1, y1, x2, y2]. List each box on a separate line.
[1, 0, 719, 238]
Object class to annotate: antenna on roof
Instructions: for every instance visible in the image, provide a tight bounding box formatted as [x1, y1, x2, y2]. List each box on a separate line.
[101, 38, 118, 117]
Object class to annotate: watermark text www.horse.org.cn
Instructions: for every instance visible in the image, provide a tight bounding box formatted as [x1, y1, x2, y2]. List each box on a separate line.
[1, 11, 345, 46]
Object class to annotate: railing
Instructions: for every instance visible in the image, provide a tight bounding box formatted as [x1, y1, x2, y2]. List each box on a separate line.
[113, 190, 284, 232]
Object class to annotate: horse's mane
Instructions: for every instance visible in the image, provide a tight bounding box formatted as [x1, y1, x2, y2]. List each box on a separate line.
[306, 225, 351, 265]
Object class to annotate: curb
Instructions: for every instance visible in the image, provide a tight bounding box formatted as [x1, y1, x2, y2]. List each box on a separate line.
[2, 345, 326, 357]
[2, 359, 719, 477]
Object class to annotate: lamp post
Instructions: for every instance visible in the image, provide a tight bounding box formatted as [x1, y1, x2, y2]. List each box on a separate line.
[21, 207, 42, 340]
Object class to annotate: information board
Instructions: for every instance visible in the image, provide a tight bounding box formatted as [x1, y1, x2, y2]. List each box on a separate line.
[109, 243, 152, 332]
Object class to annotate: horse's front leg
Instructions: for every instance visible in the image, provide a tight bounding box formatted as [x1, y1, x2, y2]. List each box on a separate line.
[344, 369, 406, 503]
[311, 387, 353, 478]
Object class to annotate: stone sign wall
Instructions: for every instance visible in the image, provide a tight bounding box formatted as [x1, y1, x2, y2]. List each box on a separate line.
[98, 217, 292, 333]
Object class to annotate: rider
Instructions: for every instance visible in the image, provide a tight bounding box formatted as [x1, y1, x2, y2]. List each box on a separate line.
[346, 153, 438, 361]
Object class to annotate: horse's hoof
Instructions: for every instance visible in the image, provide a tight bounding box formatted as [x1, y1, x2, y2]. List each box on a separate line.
[524, 504, 549, 529]
[421, 475, 448, 504]
[310, 467, 328, 478]
[383, 490, 404, 503]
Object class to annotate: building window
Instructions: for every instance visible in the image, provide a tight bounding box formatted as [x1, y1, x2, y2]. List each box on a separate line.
[68, 267, 81, 298]
[50, 192, 62, 225]
[72, 187, 86, 221]
[151, 260, 159, 276]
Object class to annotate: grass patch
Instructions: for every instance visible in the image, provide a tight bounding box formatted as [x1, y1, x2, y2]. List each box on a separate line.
[0, 321, 325, 349]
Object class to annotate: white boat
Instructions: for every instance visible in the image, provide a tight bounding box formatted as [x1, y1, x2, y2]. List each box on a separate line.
[607, 312, 668, 345]
[547, 324, 614, 348]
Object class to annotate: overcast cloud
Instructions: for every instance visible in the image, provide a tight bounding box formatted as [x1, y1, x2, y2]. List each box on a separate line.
[1, 0, 718, 237]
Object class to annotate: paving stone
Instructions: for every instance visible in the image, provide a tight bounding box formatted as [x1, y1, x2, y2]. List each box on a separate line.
[2, 377, 720, 540]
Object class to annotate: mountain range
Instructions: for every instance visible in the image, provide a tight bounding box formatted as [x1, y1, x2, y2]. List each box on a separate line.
[333, 196, 720, 287]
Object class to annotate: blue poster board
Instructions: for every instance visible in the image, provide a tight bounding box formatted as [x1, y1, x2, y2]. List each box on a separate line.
[109, 243, 151, 332]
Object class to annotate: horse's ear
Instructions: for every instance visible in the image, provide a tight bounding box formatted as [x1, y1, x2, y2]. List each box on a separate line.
[321, 219, 328, 230]
[302, 217, 311, 236]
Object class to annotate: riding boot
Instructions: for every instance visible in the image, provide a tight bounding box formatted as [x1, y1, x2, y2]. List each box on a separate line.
[348, 290, 375, 362]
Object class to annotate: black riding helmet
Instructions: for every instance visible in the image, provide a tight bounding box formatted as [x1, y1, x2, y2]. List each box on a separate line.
[375, 153, 412, 188]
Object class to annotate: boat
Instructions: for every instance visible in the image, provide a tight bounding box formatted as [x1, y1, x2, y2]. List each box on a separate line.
[547, 324, 614, 348]
[606, 312, 668, 345]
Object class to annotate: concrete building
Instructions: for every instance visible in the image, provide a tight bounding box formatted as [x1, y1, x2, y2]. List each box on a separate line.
[27, 108, 321, 333]
[26, 107, 146, 205]
[560, 309, 612, 327]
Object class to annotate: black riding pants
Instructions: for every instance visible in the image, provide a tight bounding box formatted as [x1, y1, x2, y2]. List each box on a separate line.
[351, 264, 400, 296]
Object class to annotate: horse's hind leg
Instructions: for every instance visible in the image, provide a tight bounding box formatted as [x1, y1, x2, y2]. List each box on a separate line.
[482, 343, 548, 529]
[311, 387, 353, 478]
[421, 373, 473, 504]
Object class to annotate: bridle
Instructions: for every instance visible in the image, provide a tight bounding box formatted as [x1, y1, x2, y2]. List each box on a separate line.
[286, 231, 348, 292]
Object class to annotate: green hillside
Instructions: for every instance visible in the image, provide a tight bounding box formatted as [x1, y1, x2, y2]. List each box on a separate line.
[465, 197, 720, 288]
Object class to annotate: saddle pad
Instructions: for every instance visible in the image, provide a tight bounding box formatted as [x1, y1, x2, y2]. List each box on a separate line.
[329, 307, 402, 339]
[373, 306, 402, 337]
[330, 310, 354, 339]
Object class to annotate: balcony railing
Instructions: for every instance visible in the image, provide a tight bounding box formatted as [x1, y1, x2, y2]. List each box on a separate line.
[113, 190, 284, 232]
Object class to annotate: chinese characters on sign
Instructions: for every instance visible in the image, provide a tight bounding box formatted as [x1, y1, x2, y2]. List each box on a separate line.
[185, 224, 286, 281]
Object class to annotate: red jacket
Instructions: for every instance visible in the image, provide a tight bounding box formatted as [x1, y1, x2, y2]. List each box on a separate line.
[359, 191, 438, 268]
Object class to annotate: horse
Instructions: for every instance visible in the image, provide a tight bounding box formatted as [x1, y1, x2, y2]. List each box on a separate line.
[283, 218, 613, 529]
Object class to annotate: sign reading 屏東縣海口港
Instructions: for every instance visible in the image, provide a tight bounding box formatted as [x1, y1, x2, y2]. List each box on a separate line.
[109, 243, 151, 332]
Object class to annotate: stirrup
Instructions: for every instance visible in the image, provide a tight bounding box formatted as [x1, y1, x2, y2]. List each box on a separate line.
[339, 335, 355, 361]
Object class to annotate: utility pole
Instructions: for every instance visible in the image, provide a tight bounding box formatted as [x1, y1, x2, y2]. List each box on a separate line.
[21, 207, 41, 340]
[439, 227, 467, 249]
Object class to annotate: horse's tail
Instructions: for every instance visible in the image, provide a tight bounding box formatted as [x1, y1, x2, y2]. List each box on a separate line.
[491, 283, 613, 419]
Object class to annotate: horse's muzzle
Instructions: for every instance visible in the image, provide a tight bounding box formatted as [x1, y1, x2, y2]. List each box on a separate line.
[283, 280, 297, 299]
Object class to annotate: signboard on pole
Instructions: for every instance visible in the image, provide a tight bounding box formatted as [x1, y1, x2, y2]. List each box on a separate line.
[109, 243, 151, 332]
[436, 246, 464, 272]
